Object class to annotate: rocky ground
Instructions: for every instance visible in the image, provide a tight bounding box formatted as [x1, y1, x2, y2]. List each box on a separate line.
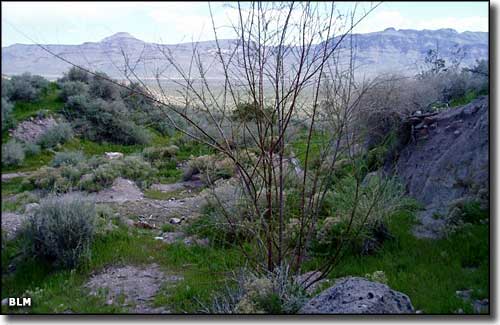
[85, 263, 183, 313]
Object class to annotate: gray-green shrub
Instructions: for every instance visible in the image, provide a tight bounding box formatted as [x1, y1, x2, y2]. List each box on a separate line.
[2, 139, 25, 166]
[23, 193, 96, 269]
[59, 81, 89, 102]
[37, 122, 73, 149]
[51, 150, 85, 167]
[4, 73, 49, 101]
[23, 142, 41, 156]
[1, 97, 15, 132]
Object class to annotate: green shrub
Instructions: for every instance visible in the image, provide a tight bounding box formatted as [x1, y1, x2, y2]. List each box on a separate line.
[23, 193, 96, 269]
[313, 175, 415, 254]
[186, 205, 253, 248]
[37, 122, 74, 149]
[29, 166, 75, 193]
[142, 145, 179, 162]
[120, 155, 156, 183]
[2, 97, 15, 132]
[184, 154, 235, 183]
[2, 139, 25, 166]
[51, 150, 85, 167]
[66, 97, 151, 145]
[232, 102, 275, 123]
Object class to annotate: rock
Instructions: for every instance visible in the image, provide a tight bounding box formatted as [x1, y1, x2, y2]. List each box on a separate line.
[456, 289, 473, 301]
[10, 116, 58, 143]
[169, 217, 182, 225]
[299, 277, 414, 314]
[472, 298, 489, 314]
[1, 212, 27, 240]
[453, 130, 461, 136]
[24, 203, 40, 215]
[415, 310, 423, 314]
[394, 97, 488, 239]
[1, 298, 8, 306]
[104, 152, 124, 160]
[196, 237, 210, 247]
[162, 232, 185, 244]
[1, 172, 30, 182]
[182, 236, 210, 247]
[150, 180, 204, 193]
[133, 220, 156, 229]
[154, 237, 164, 241]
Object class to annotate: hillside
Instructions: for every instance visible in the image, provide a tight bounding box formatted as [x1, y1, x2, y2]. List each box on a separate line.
[1, 28, 488, 80]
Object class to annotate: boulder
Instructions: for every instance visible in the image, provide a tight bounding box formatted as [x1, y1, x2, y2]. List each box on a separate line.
[299, 277, 414, 314]
[394, 97, 489, 239]
[104, 152, 124, 160]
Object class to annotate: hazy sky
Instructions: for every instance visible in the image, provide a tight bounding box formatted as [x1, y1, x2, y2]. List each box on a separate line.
[2, 1, 489, 47]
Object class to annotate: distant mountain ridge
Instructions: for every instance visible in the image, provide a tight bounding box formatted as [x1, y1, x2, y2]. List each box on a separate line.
[1, 28, 488, 80]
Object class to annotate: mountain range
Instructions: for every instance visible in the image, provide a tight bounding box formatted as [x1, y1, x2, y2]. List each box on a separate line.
[1, 28, 488, 80]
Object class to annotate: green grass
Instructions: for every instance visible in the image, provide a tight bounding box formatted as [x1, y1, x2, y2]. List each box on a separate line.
[11, 83, 64, 122]
[144, 188, 182, 201]
[304, 211, 489, 314]
[1, 224, 244, 314]
[2, 149, 54, 173]
[290, 129, 329, 166]
[62, 138, 144, 156]
[1, 177, 33, 197]
[450, 89, 488, 108]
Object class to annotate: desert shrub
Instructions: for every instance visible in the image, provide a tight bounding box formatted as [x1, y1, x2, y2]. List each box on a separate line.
[142, 145, 179, 163]
[6, 73, 49, 101]
[447, 199, 489, 229]
[51, 150, 85, 167]
[232, 102, 275, 123]
[2, 139, 25, 166]
[29, 166, 75, 193]
[2, 97, 15, 131]
[37, 122, 74, 149]
[364, 270, 388, 284]
[120, 155, 156, 182]
[61, 67, 91, 83]
[183, 154, 235, 183]
[120, 82, 154, 110]
[206, 267, 307, 314]
[1, 79, 13, 98]
[59, 81, 89, 102]
[79, 163, 119, 192]
[22, 193, 96, 269]
[313, 175, 415, 254]
[88, 72, 120, 101]
[66, 97, 151, 145]
[23, 142, 41, 156]
[110, 118, 151, 145]
[63, 94, 91, 119]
